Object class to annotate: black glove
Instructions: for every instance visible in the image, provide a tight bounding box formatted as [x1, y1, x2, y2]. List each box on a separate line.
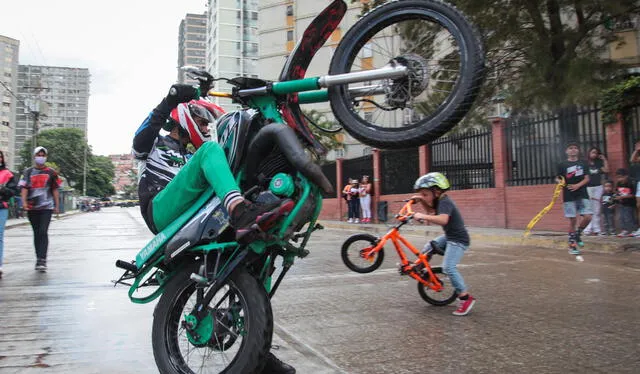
[198, 72, 214, 98]
[166, 84, 198, 107]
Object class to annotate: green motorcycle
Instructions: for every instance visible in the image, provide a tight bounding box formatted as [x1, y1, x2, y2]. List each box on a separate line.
[114, 1, 485, 372]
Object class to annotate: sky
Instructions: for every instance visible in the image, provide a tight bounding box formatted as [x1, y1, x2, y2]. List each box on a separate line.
[0, 0, 208, 156]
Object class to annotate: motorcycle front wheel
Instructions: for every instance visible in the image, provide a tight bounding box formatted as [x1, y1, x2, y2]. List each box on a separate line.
[329, 0, 485, 148]
[152, 263, 273, 374]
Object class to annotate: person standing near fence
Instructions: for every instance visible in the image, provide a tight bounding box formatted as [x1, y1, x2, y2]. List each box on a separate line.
[359, 175, 372, 223]
[613, 168, 637, 237]
[582, 147, 608, 236]
[0, 150, 19, 279]
[556, 141, 592, 254]
[19, 147, 60, 272]
[629, 140, 640, 236]
[601, 180, 616, 236]
[342, 178, 360, 223]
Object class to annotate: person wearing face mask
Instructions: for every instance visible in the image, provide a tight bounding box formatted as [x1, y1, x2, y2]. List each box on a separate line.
[18, 146, 60, 272]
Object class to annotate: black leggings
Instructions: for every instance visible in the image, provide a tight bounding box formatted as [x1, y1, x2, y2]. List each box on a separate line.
[27, 210, 53, 260]
[348, 198, 360, 219]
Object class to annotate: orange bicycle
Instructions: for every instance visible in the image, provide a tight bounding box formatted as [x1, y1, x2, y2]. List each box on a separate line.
[341, 200, 458, 305]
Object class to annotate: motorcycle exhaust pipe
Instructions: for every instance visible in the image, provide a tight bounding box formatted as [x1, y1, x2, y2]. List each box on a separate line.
[244, 123, 334, 194]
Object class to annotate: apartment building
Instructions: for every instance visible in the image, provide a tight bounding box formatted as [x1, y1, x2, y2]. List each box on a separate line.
[0, 35, 19, 170]
[14, 65, 90, 167]
[206, 0, 259, 112]
[177, 13, 208, 85]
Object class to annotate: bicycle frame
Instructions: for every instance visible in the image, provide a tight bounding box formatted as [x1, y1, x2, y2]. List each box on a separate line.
[363, 202, 444, 291]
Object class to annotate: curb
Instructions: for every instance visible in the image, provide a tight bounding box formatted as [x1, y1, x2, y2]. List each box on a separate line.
[5, 210, 84, 229]
[319, 221, 638, 254]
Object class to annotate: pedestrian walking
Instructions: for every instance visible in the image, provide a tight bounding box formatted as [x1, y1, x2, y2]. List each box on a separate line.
[601, 180, 616, 236]
[19, 147, 60, 272]
[556, 141, 592, 254]
[359, 175, 372, 223]
[613, 168, 636, 237]
[582, 147, 608, 235]
[0, 150, 19, 279]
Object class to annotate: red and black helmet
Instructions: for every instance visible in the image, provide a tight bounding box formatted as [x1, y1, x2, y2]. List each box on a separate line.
[169, 99, 225, 149]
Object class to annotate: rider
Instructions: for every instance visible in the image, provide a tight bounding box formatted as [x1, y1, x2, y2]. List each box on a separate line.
[410, 172, 476, 316]
[132, 84, 296, 373]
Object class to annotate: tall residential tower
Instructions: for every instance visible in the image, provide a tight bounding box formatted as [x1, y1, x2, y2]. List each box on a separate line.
[15, 65, 90, 168]
[207, 0, 259, 112]
[177, 13, 208, 85]
[0, 35, 19, 170]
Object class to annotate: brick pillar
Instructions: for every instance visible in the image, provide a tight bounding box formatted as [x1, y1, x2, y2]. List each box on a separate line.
[491, 117, 509, 189]
[491, 116, 509, 228]
[606, 114, 628, 173]
[336, 158, 344, 221]
[418, 145, 431, 175]
[372, 149, 381, 223]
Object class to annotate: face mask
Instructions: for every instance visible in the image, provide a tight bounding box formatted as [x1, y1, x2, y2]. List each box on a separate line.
[35, 156, 47, 165]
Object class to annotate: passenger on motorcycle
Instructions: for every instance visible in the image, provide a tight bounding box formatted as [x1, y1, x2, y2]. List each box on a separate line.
[132, 83, 296, 373]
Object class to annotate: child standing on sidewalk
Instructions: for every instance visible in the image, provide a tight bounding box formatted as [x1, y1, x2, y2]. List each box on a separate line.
[410, 172, 475, 316]
[556, 141, 592, 254]
[601, 180, 616, 236]
[614, 169, 637, 237]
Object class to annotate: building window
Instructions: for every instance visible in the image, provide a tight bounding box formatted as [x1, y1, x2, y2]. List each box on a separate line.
[287, 30, 294, 41]
[286, 5, 293, 16]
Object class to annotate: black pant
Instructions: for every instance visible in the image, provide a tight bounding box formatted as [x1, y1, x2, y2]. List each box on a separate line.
[602, 207, 615, 233]
[348, 198, 360, 219]
[27, 210, 53, 260]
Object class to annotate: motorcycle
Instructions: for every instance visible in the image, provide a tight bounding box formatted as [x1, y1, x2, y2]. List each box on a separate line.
[114, 1, 485, 372]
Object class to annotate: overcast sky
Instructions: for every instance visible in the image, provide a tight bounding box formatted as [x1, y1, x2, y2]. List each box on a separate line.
[0, 0, 208, 156]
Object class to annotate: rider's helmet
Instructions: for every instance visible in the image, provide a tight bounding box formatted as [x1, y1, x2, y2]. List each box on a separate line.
[413, 172, 450, 192]
[168, 99, 225, 149]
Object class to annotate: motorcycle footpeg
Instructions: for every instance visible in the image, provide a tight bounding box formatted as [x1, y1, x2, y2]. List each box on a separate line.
[115, 260, 138, 274]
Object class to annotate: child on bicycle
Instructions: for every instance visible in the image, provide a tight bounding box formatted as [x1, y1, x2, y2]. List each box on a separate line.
[410, 172, 475, 316]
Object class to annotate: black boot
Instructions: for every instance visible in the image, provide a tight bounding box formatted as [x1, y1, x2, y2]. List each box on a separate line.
[261, 352, 296, 374]
[229, 199, 295, 243]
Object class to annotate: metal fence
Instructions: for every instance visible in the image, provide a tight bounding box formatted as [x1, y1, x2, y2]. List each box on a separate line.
[342, 155, 373, 187]
[506, 105, 606, 186]
[380, 148, 419, 195]
[429, 129, 494, 190]
[320, 162, 337, 198]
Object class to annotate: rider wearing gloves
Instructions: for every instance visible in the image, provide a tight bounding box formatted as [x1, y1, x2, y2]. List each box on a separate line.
[132, 83, 296, 374]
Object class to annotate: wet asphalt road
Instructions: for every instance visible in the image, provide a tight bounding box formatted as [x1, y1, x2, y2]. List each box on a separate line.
[1, 207, 640, 373]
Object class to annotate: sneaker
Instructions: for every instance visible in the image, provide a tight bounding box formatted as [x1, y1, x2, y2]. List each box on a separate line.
[568, 247, 581, 255]
[598, 232, 607, 236]
[453, 295, 475, 316]
[261, 352, 296, 374]
[617, 231, 630, 237]
[575, 230, 584, 247]
[347, 218, 353, 223]
[35, 259, 47, 272]
[632, 229, 640, 237]
[229, 199, 295, 244]
[354, 218, 360, 224]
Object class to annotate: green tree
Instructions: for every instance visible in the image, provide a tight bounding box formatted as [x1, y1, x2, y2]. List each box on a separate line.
[85, 155, 116, 197]
[352, 0, 640, 113]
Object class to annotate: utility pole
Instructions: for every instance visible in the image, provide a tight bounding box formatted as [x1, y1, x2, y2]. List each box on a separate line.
[83, 136, 87, 196]
[23, 85, 49, 151]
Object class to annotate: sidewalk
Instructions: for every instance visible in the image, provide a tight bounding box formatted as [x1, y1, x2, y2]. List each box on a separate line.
[5, 209, 83, 229]
[319, 219, 640, 254]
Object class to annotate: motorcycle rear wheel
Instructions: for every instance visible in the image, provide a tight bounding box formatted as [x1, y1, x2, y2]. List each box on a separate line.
[152, 263, 273, 374]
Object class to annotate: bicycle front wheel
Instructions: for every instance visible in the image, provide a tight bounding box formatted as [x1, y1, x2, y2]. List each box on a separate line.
[329, 0, 485, 148]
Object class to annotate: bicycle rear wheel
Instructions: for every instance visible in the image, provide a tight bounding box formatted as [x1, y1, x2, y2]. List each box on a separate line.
[417, 266, 458, 306]
[329, 0, 485, 148]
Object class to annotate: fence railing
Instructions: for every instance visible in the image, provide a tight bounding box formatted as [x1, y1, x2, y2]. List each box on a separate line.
[430, 129, 494, 190]
[506, 105, 606, 186]
[626, 105, 640, 158]
[380, 148, 419, 195]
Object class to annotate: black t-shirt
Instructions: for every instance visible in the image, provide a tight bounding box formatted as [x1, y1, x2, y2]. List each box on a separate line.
[601, 192, 615, 208]
[615, 180, 636, 207]
[557, 160, 589, 201]
[436, 195, 470, 246]
[587, 159, 605, 187]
